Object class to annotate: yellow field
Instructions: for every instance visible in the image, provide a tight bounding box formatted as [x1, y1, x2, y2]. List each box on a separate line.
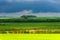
[0, 34, 60, 40]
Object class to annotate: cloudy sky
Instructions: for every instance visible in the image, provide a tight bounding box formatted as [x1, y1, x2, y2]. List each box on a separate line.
[0, 0, 60, 17]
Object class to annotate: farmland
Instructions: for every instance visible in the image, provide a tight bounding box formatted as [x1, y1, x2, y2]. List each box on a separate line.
[0, 34, 60, 40]
[0, 17, 60, 33]
[0, 22, 60, 30]
[0, 22, 60, 33]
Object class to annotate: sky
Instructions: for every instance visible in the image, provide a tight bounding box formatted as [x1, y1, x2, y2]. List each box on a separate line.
[0, 0, 60, 17]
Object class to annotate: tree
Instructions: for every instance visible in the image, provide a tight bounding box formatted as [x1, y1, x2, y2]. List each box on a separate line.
[21, 15, 28, 19]
[21, 15, 37, 19]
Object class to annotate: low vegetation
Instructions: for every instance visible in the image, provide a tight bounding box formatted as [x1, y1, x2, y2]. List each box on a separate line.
[0, 16, 60, 33]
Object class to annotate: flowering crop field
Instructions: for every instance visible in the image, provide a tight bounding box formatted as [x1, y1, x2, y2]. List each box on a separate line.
[0, 34, 60, 40]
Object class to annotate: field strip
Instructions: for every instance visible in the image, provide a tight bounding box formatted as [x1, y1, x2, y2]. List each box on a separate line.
[0, 34, 60, 40]
[0, 29, 60, 34]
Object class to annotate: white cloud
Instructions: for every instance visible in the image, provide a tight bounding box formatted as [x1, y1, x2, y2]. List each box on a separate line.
[0, 10, 32, 17]
[5, 0, 41, 2]
[0, 0, 58, 4]
[5, 0, 13, 2]
[47, 0, 60, 3]
[0, 10, 60, 17]
[0, 0, 59, 3]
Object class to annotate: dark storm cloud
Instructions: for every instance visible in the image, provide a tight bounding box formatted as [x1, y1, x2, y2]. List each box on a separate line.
[0, 0, 60, 13]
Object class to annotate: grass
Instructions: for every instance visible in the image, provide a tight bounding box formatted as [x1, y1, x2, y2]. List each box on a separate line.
[0, 22, 60, 30]
[0, 34, 60, 40]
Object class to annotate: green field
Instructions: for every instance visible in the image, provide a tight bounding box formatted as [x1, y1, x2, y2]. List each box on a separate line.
[0, 34, 60, 40]
[0, 17, 60, 33]
[0, 22, 60, 30]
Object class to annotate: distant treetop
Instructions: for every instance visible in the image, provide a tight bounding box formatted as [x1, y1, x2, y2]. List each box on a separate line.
[21, 15, 37, 18]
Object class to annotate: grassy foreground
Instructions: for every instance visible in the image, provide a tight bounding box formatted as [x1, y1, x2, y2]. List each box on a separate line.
[0, 34, 60, 40]
[0, 22, 60, 30]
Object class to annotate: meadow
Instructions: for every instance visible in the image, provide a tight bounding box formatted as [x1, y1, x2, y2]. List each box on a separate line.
[0, 22, 60, 30]
[0, 17, 60, 33]
[0, 17, 60, 40]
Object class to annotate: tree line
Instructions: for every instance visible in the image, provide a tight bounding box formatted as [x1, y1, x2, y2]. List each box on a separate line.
[0, 19, 60, 22]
